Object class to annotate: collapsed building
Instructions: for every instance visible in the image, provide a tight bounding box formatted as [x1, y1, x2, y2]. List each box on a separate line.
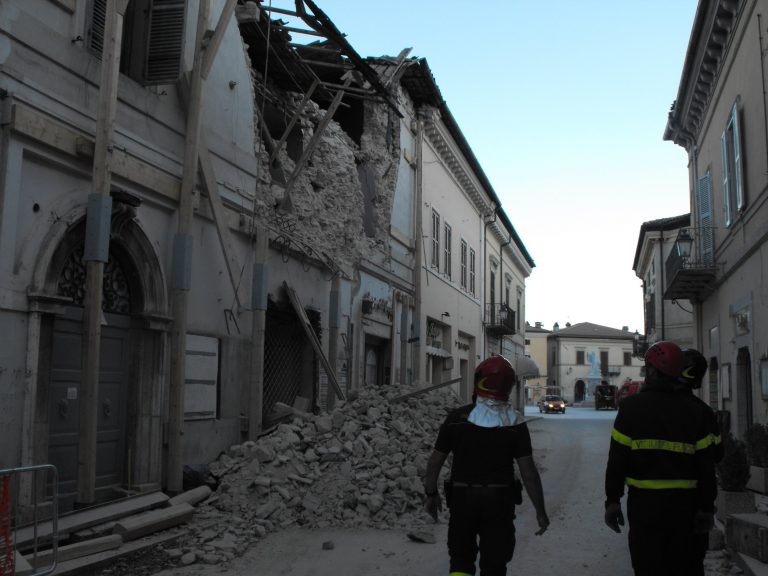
[0, 0, 533, 518]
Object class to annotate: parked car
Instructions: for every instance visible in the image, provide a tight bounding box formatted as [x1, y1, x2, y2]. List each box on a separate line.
[617, 380, 643, 404]
[539, 395, 566, 414]
[594, 384, 618, 410]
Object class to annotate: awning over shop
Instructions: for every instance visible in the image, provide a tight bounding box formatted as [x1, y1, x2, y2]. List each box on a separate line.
[515, 355, 540, 379]
[424, 345, 452, 358]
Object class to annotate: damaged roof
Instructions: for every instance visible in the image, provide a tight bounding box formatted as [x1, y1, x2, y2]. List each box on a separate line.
[237, 0, 399, 111]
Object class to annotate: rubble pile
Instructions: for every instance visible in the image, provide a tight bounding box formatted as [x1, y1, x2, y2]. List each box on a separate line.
[179, 385, 462, 559]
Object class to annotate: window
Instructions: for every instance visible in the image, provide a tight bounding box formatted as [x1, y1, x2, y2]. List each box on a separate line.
[460, 240, 467, 289]
[443, 223, 452, 278]
[469, 248, 476, 295]
[490, 271, 496, 306]
[87, 0, 186, 85]
[721, 101, 745, 226]
[431, 210, 440, 270]
[576, 350, 585, 365]
[184, 334, 220, 420]
[623, 352, 631, 366]
[600, 350, 609, 376]
[696, 172, 714, 264]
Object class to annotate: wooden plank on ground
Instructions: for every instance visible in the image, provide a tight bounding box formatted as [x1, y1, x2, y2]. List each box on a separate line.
[26, 534, 122, 567]
[283, 281, 345, 401]
[15, 491, 169, 547]
[113, 502, 194, 541]
[49, 531, 181, 576]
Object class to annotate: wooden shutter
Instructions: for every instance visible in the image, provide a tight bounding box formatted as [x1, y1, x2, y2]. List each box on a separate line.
[87, 0, 107, 57]
[721, 131, 732, 226]
[144, 0, 186, 84]
[732, 103, 745, 211]
[697, 171, 714, 265]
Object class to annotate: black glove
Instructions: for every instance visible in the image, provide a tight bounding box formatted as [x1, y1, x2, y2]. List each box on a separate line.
[604, 501, 624, 533]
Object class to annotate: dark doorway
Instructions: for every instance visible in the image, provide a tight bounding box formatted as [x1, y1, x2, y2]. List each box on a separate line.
[736, 347, 753, 437]
[574, 380, 585, 403]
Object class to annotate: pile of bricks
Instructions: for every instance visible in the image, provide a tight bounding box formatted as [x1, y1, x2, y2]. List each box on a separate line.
[174, 385, 461, 563]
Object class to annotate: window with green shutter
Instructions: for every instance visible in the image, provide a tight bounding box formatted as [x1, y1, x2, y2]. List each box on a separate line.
[721, 101, 745, 227]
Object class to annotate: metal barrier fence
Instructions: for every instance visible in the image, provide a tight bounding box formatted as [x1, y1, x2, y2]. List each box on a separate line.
[0, 465, 58, 576]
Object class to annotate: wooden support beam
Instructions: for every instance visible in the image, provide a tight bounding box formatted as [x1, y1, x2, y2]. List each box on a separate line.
[269, 79, 317, 165]
[113, 503, 194, 541]
[197, 136, 246, 308]
[279, 75, 351, 208]
[283, 281, 345, 401]
[201, 0, 237, 80]
[281, 25, 326, 37]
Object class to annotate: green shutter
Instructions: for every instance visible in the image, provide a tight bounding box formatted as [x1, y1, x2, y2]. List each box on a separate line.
[696, 172, 714, 265]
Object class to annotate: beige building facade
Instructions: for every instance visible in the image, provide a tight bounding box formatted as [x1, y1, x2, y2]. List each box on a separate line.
[547, 323, 644, 404]
[524, 322, 550, 404]
[664, 0, 768, 436]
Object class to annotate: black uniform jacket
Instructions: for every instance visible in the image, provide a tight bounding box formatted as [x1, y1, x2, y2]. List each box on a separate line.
[605, 383, 718, 512]
[435, 404, 533, 486]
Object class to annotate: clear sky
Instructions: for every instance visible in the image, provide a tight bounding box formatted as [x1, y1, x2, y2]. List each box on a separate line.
[296, 1, 698, 333]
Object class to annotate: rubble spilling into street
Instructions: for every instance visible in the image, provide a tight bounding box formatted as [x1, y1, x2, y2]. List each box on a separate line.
[165, 385, 462, 565]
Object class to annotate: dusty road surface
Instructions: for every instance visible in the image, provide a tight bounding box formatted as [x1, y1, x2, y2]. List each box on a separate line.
[152, 407, 641, 576]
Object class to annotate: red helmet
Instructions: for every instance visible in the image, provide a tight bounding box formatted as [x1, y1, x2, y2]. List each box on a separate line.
[474, 356, 516, 401]
[644, 341, 684, 378]
[679, 348, 708, 389]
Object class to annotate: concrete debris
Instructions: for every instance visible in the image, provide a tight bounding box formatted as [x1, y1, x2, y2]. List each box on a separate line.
[169, 384, 461, 564]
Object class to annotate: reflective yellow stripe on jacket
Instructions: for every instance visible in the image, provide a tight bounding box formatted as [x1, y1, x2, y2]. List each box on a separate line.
[612, 427, 704, 490]
[611, 427, 711, 454]
[625, 478, 697, 489]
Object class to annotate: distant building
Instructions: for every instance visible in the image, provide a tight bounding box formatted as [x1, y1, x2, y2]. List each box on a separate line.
[547, 323, 644, 404]
[524, 322, 550, 404]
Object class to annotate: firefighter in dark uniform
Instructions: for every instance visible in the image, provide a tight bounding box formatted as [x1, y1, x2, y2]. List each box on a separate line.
[604, 341, 718, 576]
[423, 356, 549, 576]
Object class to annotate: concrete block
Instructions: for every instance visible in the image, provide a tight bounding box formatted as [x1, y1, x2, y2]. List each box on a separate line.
[726, 512, 768, 563]
[168, 485, 212, 508]
[113, 503, 194, 541]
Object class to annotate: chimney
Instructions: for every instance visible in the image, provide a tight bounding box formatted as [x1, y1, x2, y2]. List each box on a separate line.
[535, 322, 542, 329]
[553, 322, 559, 332]
[622, 326, 629, 331]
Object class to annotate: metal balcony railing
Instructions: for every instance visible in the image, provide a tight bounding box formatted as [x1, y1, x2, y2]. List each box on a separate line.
[664, 227, 716, 302]
[484, 303, 515, 336]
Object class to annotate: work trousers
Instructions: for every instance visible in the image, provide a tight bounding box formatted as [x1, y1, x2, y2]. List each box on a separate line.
[626, 489, 706, 576]
[447, 486, 516, 576]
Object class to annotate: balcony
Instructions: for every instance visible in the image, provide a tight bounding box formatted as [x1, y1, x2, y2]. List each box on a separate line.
[485, 303, 516, 336]
[664, 228, 716, 302]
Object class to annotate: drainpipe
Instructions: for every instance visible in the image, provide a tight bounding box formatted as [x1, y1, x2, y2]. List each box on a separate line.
[413, 119, 424, 384]
[483, 208, 498, 359]
[78, 0, 128, 506]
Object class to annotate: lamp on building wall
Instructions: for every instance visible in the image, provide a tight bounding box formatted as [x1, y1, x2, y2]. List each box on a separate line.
[675, 228, 693, 259]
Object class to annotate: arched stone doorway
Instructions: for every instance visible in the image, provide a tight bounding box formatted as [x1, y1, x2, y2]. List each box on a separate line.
[574, 380, 585, 403]
[30, 205, 168, 510]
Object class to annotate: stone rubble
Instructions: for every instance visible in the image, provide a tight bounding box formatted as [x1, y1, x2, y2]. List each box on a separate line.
[166, 384, 461, 566]
[150, 387, 739, 574]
